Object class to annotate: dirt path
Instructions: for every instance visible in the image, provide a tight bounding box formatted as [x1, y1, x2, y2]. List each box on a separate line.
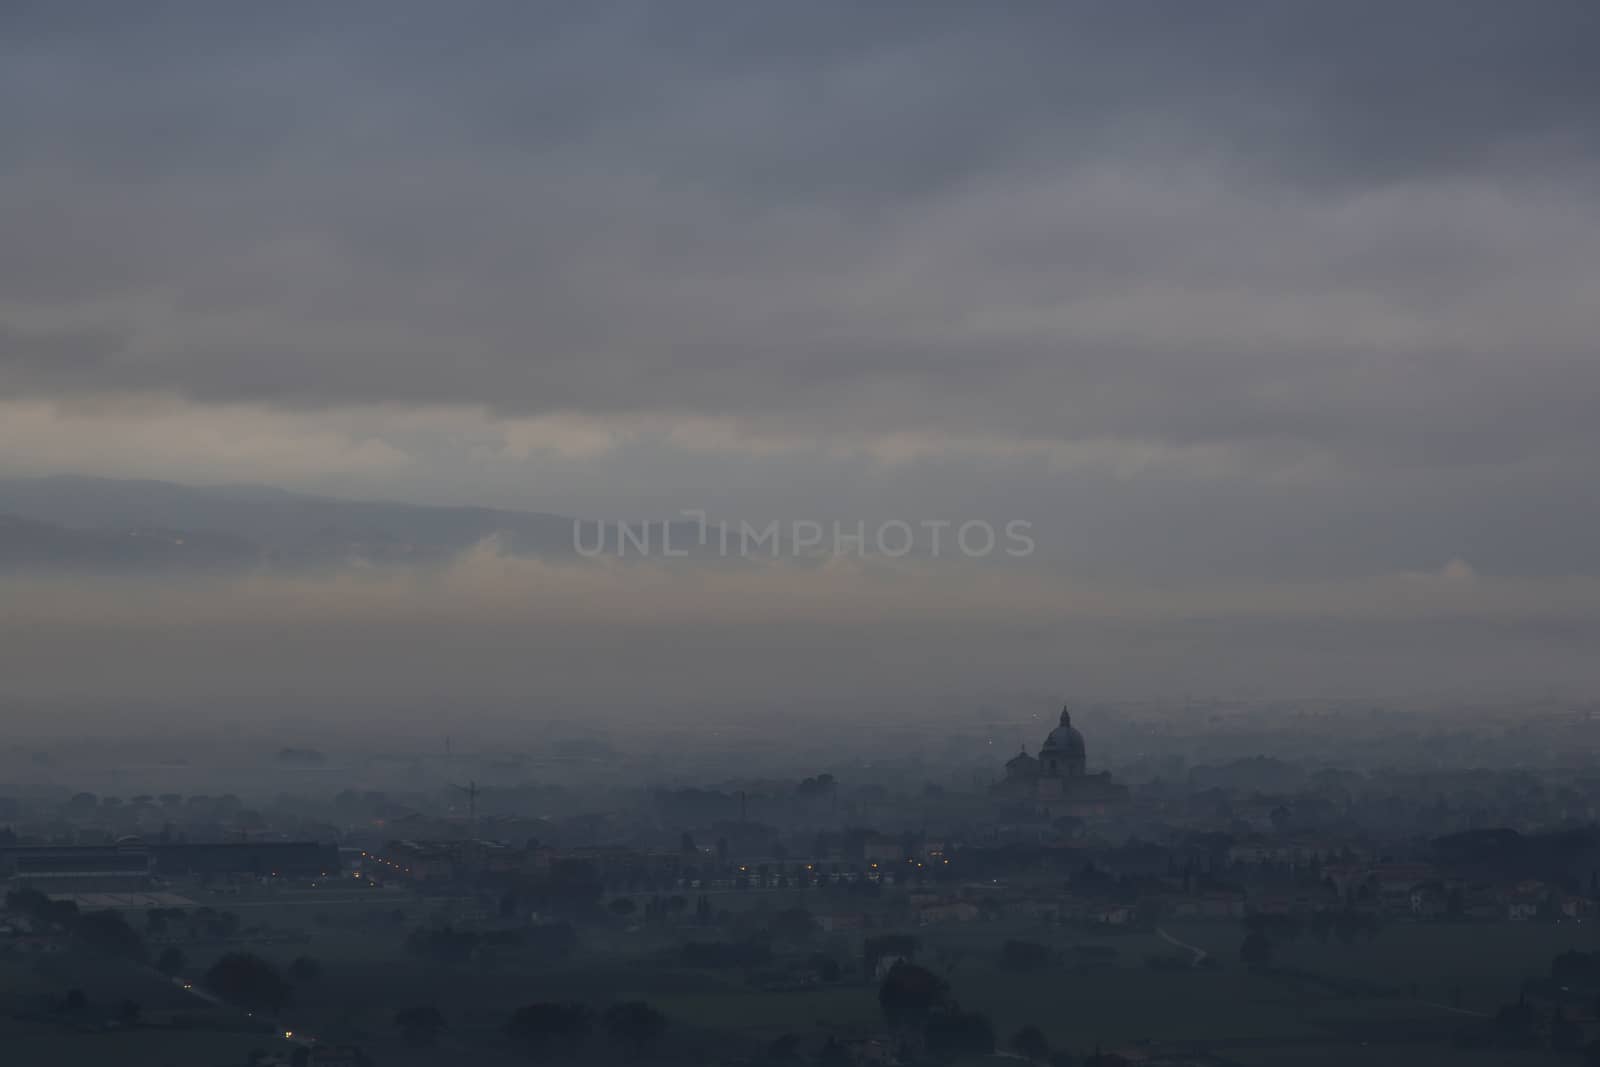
[1156, 926, 1209, 966]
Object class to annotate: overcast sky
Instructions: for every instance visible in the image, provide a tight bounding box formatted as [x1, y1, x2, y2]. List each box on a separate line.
[3, 3, 1599, 723]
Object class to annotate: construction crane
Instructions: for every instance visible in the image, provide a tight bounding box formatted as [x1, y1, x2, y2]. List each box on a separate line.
[450, 780, 480, 833]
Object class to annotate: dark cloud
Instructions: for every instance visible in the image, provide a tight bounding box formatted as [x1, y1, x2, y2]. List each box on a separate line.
[1, 1, 1598, 595]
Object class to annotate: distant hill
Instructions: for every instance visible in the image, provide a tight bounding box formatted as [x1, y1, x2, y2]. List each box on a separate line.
[0, 512, 259, 571]
[0, 476, 604, 571]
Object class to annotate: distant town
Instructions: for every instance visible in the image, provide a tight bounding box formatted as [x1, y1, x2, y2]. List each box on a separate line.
[6, 699, 1600, 1065]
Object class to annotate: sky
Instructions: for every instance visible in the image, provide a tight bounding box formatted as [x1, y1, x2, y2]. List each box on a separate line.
[2, 2, 1599, 729]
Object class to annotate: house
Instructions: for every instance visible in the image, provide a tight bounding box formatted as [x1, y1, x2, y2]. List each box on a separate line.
[863, 840, 905, 864]
[874, 954, 909, 979]
[817, 912, 868, 933]
[841, 1036, 896, 1065]
[1371, 863, 1437, 912]
[915, 900, 979, 925]
[1560, 894, 1596, 920]
[1462, 885, 1503, 921]
[1166, 890, 1246, 920]
[7, 932, 67, 954]
[1508, 898, 1541, 922]
[1248, 892, 1325, 917]
[152, 842, 338, 879]
[1409, 883, 1450, 919]
[1055, 894, 1094, 922]
[1094, 904, 1135, 926]
[1014, 896, 1062, 921]
[1504, 880, 1549, 922]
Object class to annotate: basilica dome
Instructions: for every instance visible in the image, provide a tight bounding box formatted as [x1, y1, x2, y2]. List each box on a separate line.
[1039, 706, 1086, 777]
[1041, 707, 1084, 755]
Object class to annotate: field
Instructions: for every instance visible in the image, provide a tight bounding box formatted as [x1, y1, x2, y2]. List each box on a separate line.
[1162, 918, 1600, 1011]
[7, 884, 1596, 1066]
[0, 1018, 278, 1067]
[628, 917, 1595, 1064]
[0, 952, 297, 1067]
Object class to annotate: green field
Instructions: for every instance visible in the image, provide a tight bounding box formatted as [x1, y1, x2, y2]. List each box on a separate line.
[0, 1019, 285, 1067]
[631, 919, 1596, 1062]
[9, 892, 1595, 1066]
[1162, 918, 1600, 1012]
[1222, 1044, 1565, 1067]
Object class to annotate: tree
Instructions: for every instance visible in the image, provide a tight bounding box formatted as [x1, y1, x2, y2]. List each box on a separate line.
[1553, 951, 1600, 989]
[1011, 1024, 1051, 1062]
[679, 940, 771, 968]
[1084, 1049, 1133, 1067]
[507, 1002, 592, 1057]
[1553, 1006, 1584, 1051]
[1000, 939, 1052, 972]
[1492, 998, 1538, 1043]
[769, 907, 817, 943]
[535, 859, 604, 918]
[878, 961, 950, 1030]
[156, 946, 187, 977]
[1239, 930, 1273, 969]
[202, 910, 242, 940]
[205, 953, 292, 1013]
[395, 1005, 446, 1048]
[7, 888, 78, 928]
[864, 933, 920, 979]
[75, 910, 148, 964]
[603, 1000, 667, 1056]
[924, 1007, 995, 1060]
[809, 953, 842, 983]
[526, 920, 579, 961]
[406, 926, 478, 967]
[287, 956, 322, 984]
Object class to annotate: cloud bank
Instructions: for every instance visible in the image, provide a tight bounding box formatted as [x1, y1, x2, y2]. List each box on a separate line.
[2, 2, 1598, 720]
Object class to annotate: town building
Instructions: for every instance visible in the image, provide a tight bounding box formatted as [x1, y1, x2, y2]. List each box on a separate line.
[994, 704, 1129, 819]
[0, 844, 153, 893]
